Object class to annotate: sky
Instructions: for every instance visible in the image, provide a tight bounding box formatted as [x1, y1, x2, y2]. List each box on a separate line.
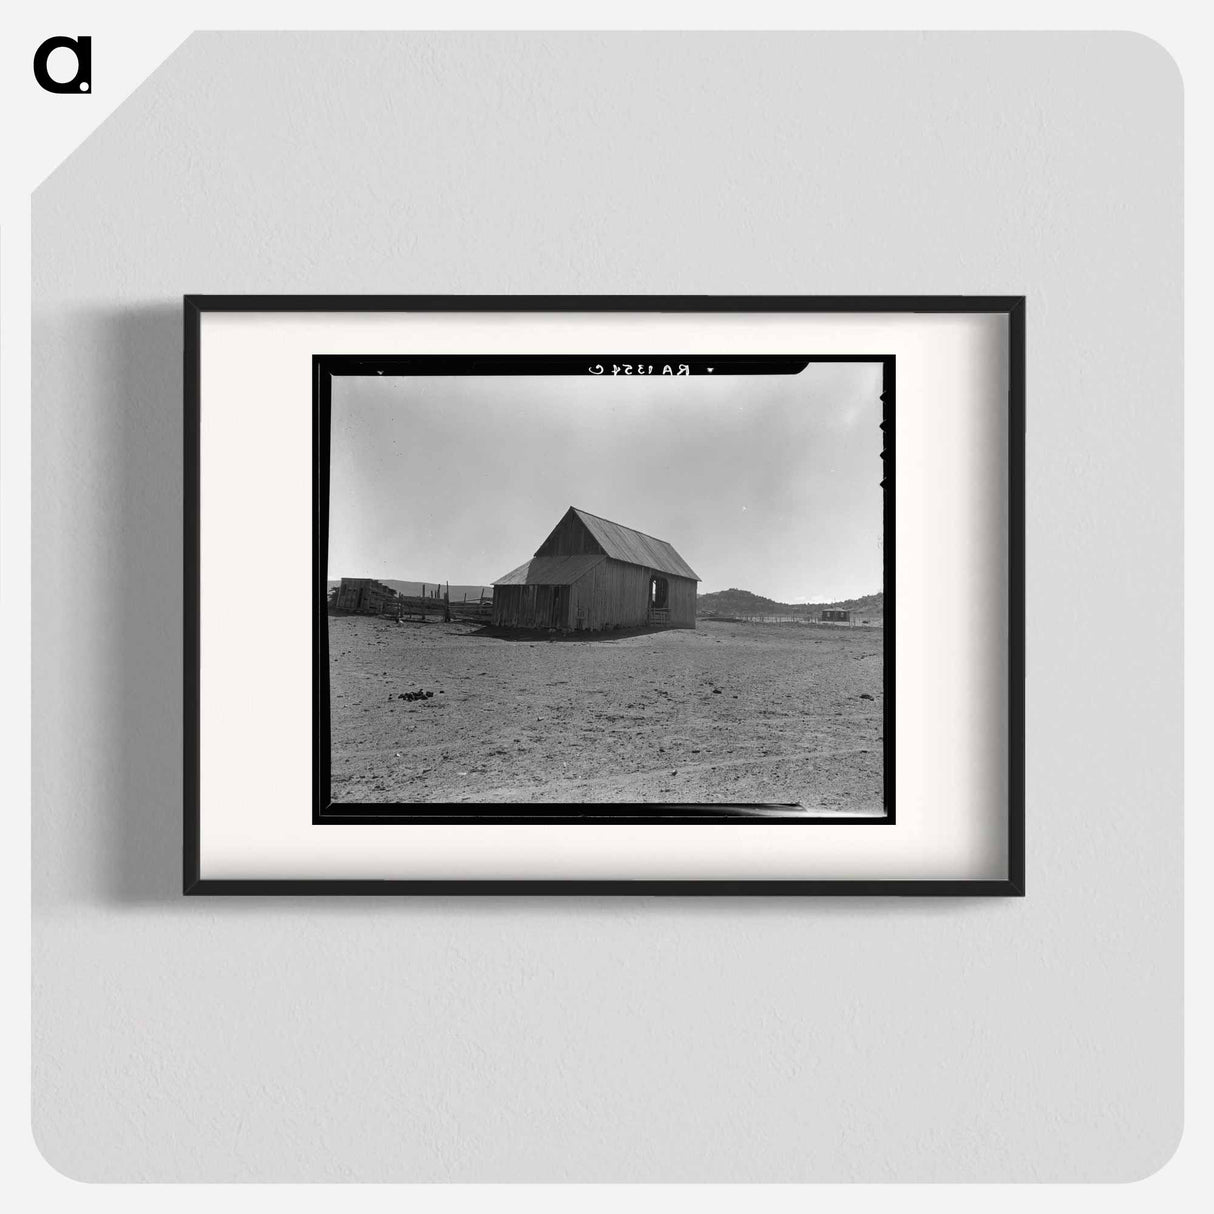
[328, 363, 883, 603]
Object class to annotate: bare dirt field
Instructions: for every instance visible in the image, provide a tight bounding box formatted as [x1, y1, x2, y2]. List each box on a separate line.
[328, 615, 885, 812]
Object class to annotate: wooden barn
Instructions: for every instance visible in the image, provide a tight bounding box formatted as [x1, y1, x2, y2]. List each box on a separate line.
[492, 507, 700, 631]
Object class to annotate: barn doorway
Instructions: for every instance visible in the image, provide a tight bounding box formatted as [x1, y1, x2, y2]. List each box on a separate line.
[648, 576, 669, 626]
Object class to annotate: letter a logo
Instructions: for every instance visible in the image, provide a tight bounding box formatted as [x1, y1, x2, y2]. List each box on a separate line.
[34, 36, 92, 94]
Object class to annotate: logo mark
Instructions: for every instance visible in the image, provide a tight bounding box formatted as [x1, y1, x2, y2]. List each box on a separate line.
[33, 35, 91, 94]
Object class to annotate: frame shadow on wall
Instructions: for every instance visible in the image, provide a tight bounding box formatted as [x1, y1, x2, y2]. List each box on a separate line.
[40, 305, 187, 905]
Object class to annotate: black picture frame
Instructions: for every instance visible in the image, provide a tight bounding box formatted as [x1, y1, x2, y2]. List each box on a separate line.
[184, 295, 1025, 896]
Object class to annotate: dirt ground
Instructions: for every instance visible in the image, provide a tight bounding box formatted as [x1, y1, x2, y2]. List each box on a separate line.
[329, 615, 885, 812]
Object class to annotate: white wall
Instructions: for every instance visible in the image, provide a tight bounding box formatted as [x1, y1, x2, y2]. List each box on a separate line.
[31, 32, 1181, 1181]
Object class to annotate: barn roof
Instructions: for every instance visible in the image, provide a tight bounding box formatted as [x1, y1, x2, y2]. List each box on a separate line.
[493, 555, 606, 586]
[569, 508, 700, 581]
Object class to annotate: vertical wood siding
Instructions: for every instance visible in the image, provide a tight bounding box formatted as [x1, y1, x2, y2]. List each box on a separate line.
[664, 574, 697, 628]
[490, 584, 571, 629]
[566, 560, 697, 631]
[493, 565, 697, 631]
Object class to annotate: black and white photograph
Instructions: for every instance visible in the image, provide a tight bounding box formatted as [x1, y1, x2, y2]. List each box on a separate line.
[319, 354, 892, 820]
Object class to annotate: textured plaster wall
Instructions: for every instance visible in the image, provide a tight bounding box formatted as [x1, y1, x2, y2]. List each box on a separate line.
[31, 32, 1182, 1181]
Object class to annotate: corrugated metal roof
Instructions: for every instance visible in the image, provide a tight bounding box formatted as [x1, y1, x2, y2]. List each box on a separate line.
[492, 555, 606, 586]
[571, 508, 700, 581]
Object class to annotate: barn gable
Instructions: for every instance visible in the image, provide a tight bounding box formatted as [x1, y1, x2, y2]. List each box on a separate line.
[533, 507, 700, 581]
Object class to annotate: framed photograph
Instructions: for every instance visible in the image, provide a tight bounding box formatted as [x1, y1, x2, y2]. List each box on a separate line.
[185, 296, 1024, 894]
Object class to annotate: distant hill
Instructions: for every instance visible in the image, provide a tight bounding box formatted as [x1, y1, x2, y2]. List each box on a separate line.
[328, 579, 491, 602]
[697, 588, 883, 617]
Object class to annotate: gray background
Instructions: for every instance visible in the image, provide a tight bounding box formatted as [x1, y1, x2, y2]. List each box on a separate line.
[32, 33, 1182, 1181]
